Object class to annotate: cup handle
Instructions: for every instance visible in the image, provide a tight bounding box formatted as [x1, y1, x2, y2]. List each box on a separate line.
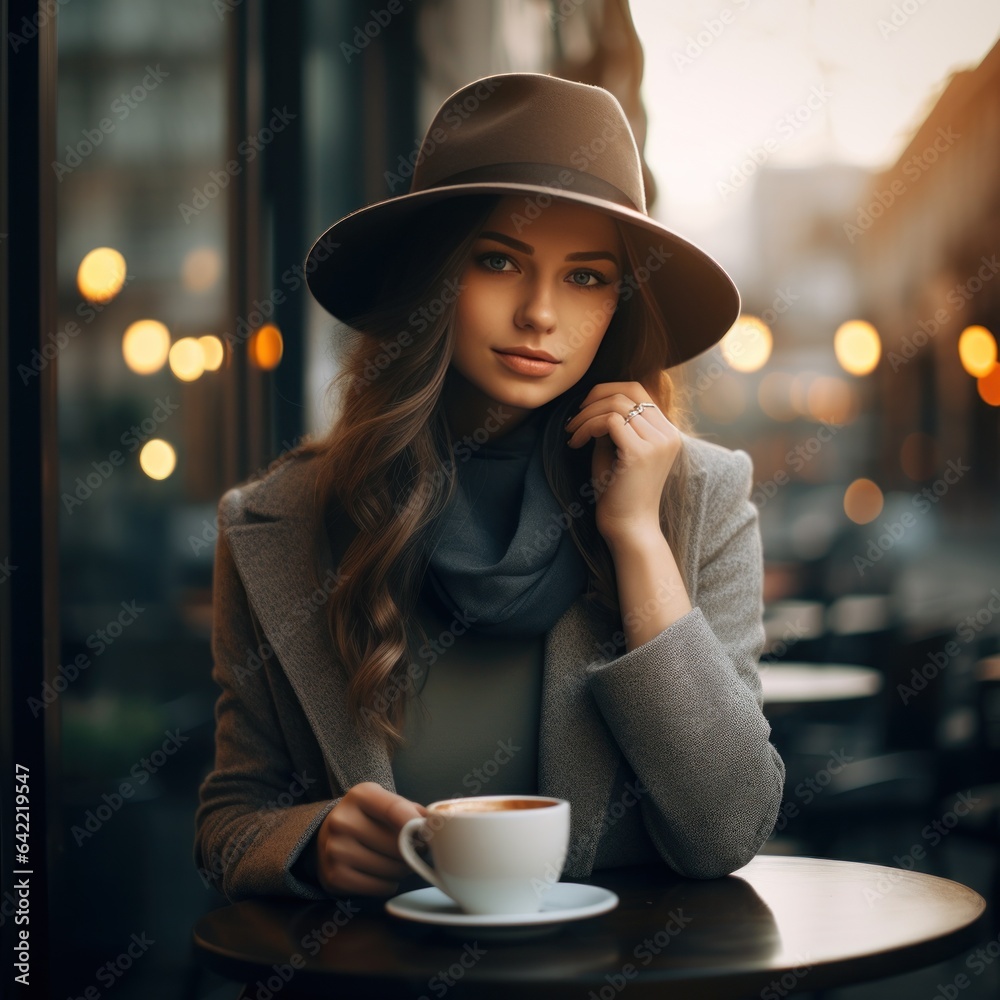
[398, 817, 446, 893]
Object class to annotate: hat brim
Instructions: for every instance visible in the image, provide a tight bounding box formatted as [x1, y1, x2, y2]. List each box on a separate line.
[304, 182, 740, 368]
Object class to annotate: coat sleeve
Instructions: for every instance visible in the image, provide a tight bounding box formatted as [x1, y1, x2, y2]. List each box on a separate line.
[584, 445, 785, 878]
[193, 492, 339, 902]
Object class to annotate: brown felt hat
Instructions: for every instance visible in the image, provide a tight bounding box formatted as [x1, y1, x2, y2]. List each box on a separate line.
[304, 72, 740, 367]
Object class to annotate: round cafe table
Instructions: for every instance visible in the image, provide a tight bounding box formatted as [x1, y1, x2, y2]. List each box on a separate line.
[192, 856, 986, 999]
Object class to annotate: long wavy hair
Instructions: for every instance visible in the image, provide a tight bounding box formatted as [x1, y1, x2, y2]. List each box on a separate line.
[288, 194, 693, 753]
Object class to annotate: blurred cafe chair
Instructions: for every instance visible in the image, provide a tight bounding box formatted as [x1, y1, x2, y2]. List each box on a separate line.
[825, 593, 895, 668]
[762, 599, 827, 662]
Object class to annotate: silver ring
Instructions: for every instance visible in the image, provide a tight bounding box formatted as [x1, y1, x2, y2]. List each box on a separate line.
[623, 402, 657, 425]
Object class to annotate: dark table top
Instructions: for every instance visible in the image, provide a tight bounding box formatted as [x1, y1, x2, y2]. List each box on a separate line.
[192, 855, 987, 999]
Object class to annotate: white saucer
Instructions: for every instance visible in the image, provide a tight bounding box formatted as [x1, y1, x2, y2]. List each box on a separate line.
[385, 881, 619, 928]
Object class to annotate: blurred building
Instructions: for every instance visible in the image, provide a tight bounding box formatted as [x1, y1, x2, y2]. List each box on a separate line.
[856, 37, 1000, 508]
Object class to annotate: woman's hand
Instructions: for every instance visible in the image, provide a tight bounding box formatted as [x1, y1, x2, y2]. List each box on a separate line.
[564, 381, 682, 546]
[316, 782, 427, 896]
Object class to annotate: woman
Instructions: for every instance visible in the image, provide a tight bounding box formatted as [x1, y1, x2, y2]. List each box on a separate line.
[194, 72, 785, 903]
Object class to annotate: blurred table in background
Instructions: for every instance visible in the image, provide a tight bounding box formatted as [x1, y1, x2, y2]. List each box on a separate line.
[760, 662, 883, 706]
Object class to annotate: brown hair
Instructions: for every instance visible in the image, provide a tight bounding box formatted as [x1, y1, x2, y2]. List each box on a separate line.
[287, 195, 692, 753]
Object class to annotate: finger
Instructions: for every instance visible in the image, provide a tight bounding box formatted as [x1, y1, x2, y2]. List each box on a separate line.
[620, 408, 665, 442]
[325, 839, 414, 881]
[578, 381, 649, 409]
[320, 864, 402, 898]
[326, 804, 413, 861]
[566, 394, 641, 437]
[354, 784, 425, 831]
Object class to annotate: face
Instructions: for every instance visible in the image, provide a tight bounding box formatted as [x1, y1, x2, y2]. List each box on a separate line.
[447, 196, 624, 426]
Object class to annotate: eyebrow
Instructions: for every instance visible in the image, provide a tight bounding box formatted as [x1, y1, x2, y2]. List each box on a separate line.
[477, 230, 620, 269]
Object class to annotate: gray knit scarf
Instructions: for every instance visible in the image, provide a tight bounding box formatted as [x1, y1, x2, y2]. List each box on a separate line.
[424, 400, 589, 637]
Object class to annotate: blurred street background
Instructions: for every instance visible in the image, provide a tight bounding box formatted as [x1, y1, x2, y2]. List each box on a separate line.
[37, 0, 1000, 997]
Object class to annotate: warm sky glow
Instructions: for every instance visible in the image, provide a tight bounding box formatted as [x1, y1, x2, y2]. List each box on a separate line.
[631, 0, 1000, 247]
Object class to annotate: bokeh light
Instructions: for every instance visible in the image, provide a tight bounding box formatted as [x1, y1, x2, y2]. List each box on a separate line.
[122, 320, 171, 375]
[758, 371, 797, 421]
[958, 325, 997, 378]
[248, 324, 284, 370]
[697, 373, 746, 423]
[834, 320, 881, 376]
[720, 315, 772, 372]
[139, 439, 176, 480]
[806, 375, 857, 424]
[169, 337, 206, 381]
[198, 334, 225, 371]
[181, 246, 223, 292]
[844, 478, 884, 524]
[78, 247, 127, 303]
[978, 363, 1000, 406]
[789, 371, 818, 416]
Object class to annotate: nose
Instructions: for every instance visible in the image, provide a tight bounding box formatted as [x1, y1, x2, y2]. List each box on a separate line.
[515, 277, 557, 333]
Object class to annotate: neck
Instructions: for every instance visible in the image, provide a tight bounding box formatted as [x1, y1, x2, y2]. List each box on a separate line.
[442, 370, 531, 444]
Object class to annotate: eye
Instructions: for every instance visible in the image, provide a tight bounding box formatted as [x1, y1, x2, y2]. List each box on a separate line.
[477, 252, 516, 273]
[568, 269, 608, 288]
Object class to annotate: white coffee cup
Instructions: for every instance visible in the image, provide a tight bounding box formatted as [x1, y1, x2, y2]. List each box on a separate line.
[398, 794, 570, 915]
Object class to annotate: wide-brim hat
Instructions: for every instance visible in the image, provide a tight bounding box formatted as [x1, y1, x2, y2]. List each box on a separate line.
[304, 72, 740, 368]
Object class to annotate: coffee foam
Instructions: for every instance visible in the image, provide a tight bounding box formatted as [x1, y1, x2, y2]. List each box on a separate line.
[435, 798, 556, 814]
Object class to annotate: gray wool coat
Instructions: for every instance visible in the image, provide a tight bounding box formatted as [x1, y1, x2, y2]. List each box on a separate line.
[194, 432, 785, 903]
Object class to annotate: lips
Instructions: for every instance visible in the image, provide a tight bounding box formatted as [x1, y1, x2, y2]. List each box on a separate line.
[493, 350, 559, 377]
[496, 348, 560, 363]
